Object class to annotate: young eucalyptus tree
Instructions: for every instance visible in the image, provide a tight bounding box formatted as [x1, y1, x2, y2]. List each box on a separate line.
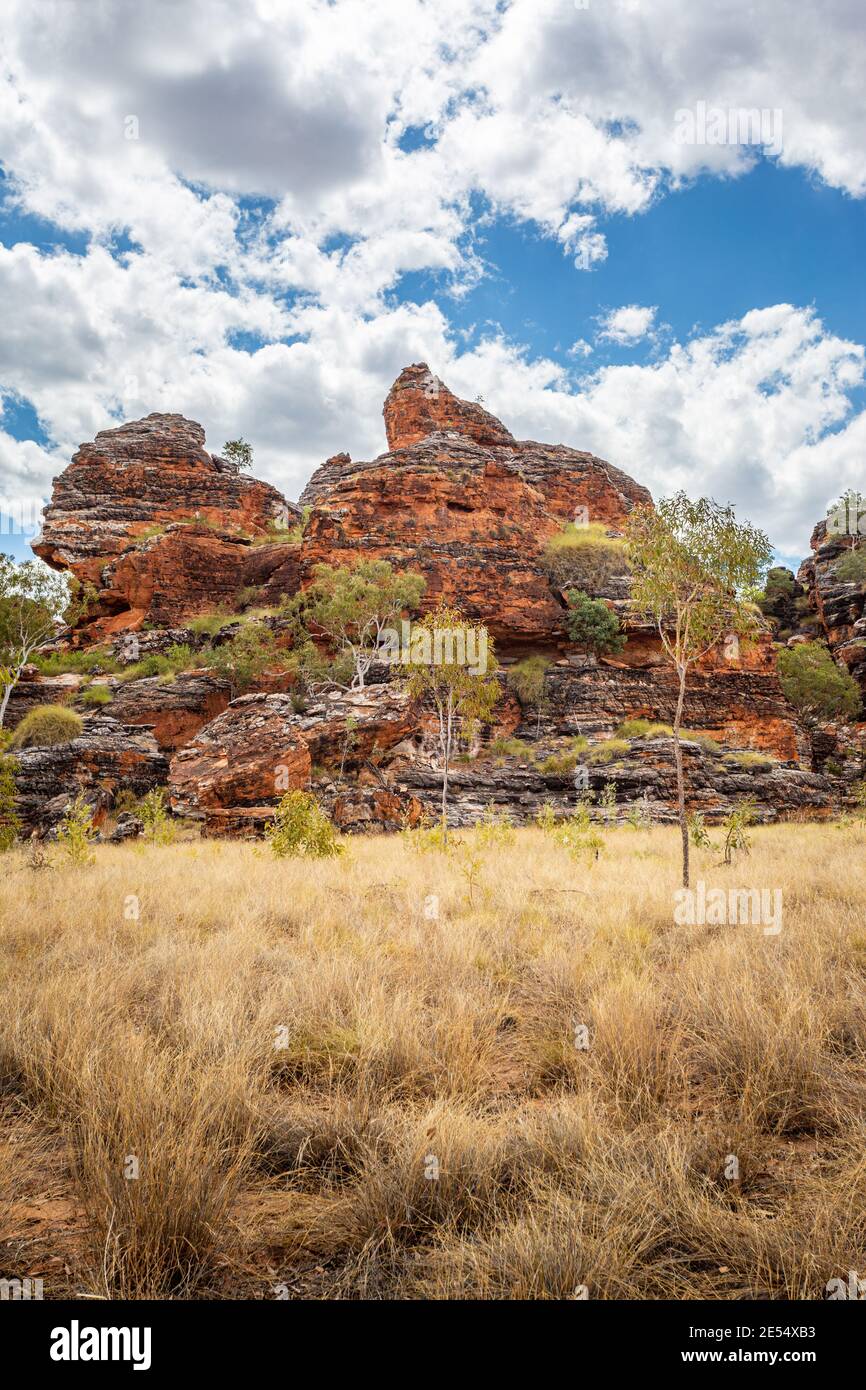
[0, 556, 68, 727]
[400, 603, 499, 840]
[625, 494, 772, 888]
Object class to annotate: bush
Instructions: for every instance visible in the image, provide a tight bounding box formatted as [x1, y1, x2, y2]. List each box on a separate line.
[587, 738, 630, 765]
[0, 756, 20, 851]
[57, 793, 97, 866]
[542, 523, 629, 593]
[80, 684, 113, 706]
[565, 591, 626, 656]
[615, 719, 673, 739]
[208, 623, 277, 692]
[778, 642, 861, 722]
[266, 791, 343, 859]
[835, 549, 866, 584]
[9, 705, 84, 750]
[31, 647, 120, 677]
[139, 788, 175, 845]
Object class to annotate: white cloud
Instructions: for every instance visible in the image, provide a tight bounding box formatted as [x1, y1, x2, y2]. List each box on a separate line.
[0, 0, 864, 560]
[597, 304, 658, 345]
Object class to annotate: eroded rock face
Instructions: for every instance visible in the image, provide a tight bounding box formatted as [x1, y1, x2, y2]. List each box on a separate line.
[12, 716, 167, 834]
[168, 686, 418, 832]
[383, 364, 517, 451]
[33, 413, 296, 636]
[108, 672, 233, 751]
[298, 366, 653, 646]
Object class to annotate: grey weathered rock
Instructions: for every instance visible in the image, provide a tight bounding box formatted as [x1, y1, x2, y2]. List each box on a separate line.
[12, 715, 167, 834]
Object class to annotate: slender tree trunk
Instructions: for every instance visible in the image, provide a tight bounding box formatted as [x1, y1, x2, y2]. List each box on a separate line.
[441, 692, 452, 844]
[673, 663, 689, 888]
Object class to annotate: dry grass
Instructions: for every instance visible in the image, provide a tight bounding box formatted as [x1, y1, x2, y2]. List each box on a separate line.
[1, 823, 865, 1300]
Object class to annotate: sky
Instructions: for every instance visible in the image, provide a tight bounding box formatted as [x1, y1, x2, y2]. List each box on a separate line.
[0, 0, 864, 569]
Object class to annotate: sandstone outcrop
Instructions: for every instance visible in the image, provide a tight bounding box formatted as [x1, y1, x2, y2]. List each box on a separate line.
[13, 716, 167, 834]
[107, 672, 233, 751]
[21, 363, 847, 837]
[797, 519, 866, 698]
[168, 687, 418, 833]
[34, 413, 297, 637]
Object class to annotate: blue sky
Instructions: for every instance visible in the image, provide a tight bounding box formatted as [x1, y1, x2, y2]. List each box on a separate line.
[0, 0, 864, 569]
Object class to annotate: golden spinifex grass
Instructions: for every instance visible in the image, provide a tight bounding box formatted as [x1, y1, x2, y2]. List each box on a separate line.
[1, 824, 865, 1299]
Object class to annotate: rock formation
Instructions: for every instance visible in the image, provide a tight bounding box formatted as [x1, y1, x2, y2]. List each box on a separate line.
[33, 413, 296, 638]
[797, 519, 866, 697]
[17, 364, 856, 835]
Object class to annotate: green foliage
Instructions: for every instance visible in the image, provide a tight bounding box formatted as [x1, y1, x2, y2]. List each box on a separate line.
[534, 802, 558, 833]
[542, 523, 629, 592]
[31, 646, 120, 676]
[223, 437, 253, 469]
[186, 609, 235, 637]
[587, 737, 630, 765]
[626, 493, 773, 667]
[475, 807, 516, 848]
[762, 566, 796, 602]
[139, 787, 175, 845]
[616, 718, 673, 739]
[63, 576, 100, 627]
[777, 642, 862, 723]
[9, 704, 83, 750]
[625, 492, 773, 888]
[835, 549, 866, 584]
[724, 750, 775, 770]
[400, 816, 456, 855]
[266, 791, 343, 859]
[626, 795, 652, 830]
[565, 590, 626, 656]
[56, 793, 97, 866]
[687, 812, 711, 848]
[284, 559, 426, 689]
[506, 655, 551, 734]
[0, 555, 70, 723]
[0, 755, 20, 851]
[80, 683, 113, 706]
[721, 798, 757, 864]
[400, 603, 500, 836]
[207, 622, 277, 692]
[489, 736, 533, 759]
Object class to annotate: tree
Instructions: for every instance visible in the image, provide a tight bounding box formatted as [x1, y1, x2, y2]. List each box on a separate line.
[625, 493, 773, 888]
[565, 590, 626, 657]
[284, 560, 425, 690]
[0, 556, 69, 727]
[777, 642, 862, 724]
[222, 438, 253, 469]
[399, 603, 499, 841]
[208, 622, 277, 695]
[506, 655, 552, 738]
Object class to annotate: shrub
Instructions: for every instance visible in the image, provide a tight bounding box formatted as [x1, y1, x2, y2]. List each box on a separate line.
[587, 738, 630, 765]
[31, 647, 120, 677]
[489, 736, 533, 759]
[835, 549, 866, 584]
[266, 791, 343, 859]
[615, 718, 673, 739]
[139, 788, 175, 845]
[80, 684, 113, 706]
[9, 705, 83, 750]
[542, 523, 629, 592]
[208, 623, 277, 692]
[725, 750, 776, 770]
[777, 642, 861, 722]
[57, 793, 97, 866]
[565, 591, 626, 656]
[0, 755, 20, 851]
[475, 808, 516, 848]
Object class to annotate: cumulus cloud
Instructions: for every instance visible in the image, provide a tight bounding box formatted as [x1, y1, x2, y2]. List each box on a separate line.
[0, 0, 864, 558]
[597, 305, 658, 345]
